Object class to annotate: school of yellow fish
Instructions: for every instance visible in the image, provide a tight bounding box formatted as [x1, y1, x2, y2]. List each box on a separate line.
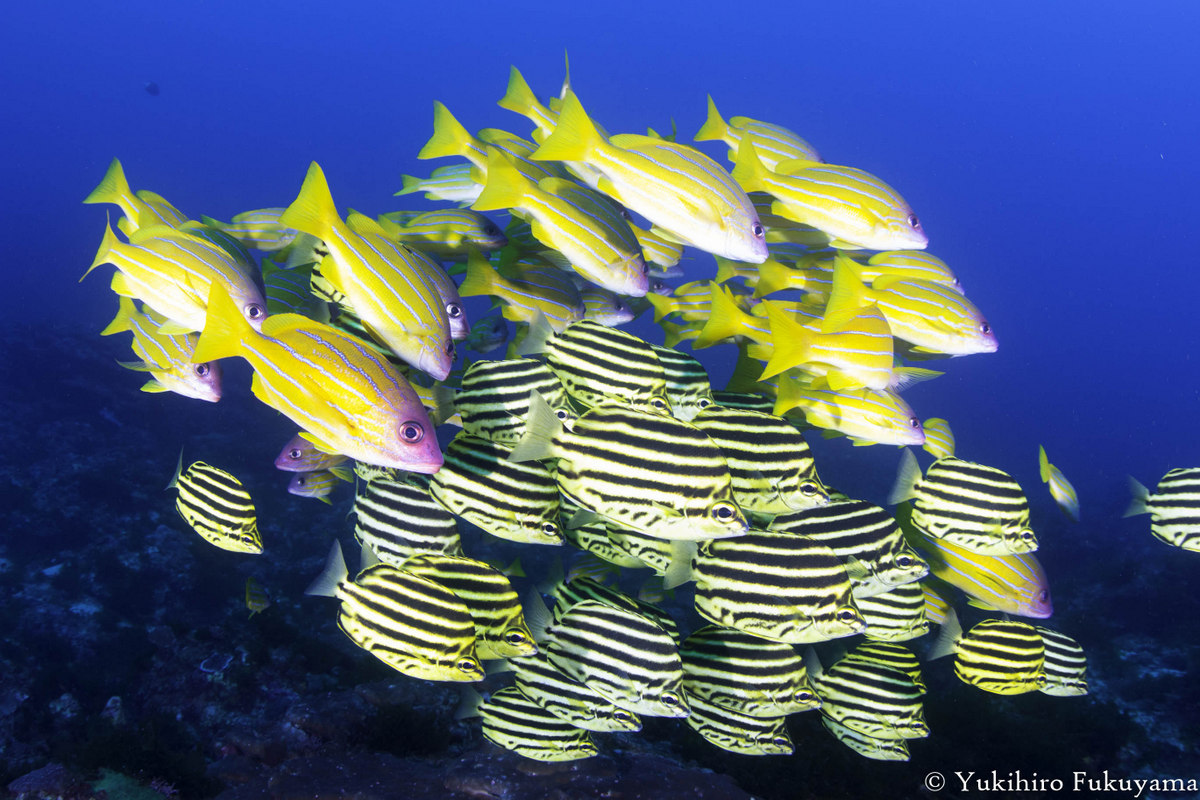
[81, 62, 1197, 764]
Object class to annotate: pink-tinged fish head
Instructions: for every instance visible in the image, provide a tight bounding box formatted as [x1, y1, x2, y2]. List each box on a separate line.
[416, 333, 456, 382]
[383, 411, 444, 474]
[222, 278, 269, 332]
[275, 433, 315, 472]
[287, 471, 333, 500]
[609, 254, 650, 298]
[183, 360, 222, 403]
[446, 300, 470, 341]
[721, 212, 770, 264]
[1017, 582, 1054, 619]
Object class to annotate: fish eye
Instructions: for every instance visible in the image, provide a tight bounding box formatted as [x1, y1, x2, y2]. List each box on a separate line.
[399, 422, 425, 443]
[836, 608, 859, 624]
[641, 262, 650, 275]
[245, 303, 266, 320]
[909, 417, 921, 429]
[651, 397, 668, 411]
[907, 214, 921, 229]
[772, 737, 790, 748]
[289, 448, 303, 460]
[554, 408, 570, 421]
[795, 690, 815, 703]
[484, 223, 498, 235]
[503, 630, 529, 646]
[896, 554, 915, 568]
[613, 709, 632, 722]
[661, 692, 680, 706]
[446, 341, 455, 356]
[980, 321, 991, 334]
[800, 481, 819, 496]
[447, 303, 463, 319]
[194, 363, 211, 377]
[457, 658, 480, 674]
[621, 209, 633, 222]
[1020, 528, 1035, 542]
[697, 398, 711, 408]
[711, 502, 737, 522]
[752, 222, 765, 238]
[542, 521, 558, 535]
[1038, 589, 1049, 602]
[297, 475, 308, 486]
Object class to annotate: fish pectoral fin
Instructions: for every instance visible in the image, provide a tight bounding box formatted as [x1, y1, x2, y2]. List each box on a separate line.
[297, 431, 339, 456]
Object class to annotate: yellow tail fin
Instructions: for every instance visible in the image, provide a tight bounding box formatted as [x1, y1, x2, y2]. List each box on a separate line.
[278, 162, 339, 241]
[192, 281, 250, 363]
[694, 95, 729, 142]
[530, 91, 603, 163]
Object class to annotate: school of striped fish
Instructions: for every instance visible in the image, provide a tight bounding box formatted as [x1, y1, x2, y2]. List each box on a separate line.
[79, 60, 1199, 765]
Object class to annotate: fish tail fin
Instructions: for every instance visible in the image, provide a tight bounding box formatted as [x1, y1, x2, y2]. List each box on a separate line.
[1038, 445, 1051, 483]
[752, 257, 798, 298]
[772, 375, 808, 417]
[712, 257, 742, 284]
[692, 284, 749, 349]
[1124, 477, 1151, 517]
[822, 252, 870, 332]
[515, 309, 555, 356]
[498, 66, 540, 118]
[192, 280, 250, 363]
[305, 540, 349, 598]
[83, 158, 136, 219]
[926, 608, 962, 660]
[730, 139, 768, 193]
[644, 292, 676, 323]
[458, 250, 506, 298]
[417, 101, 476, 162]
[471, 148, 534, 212]
[395, 174, 424, 197]
[165, 447, 184, 491]
[660, 319, 697, 349]
[278, 161, 338, 241]
[891, 367, 943, 392]
[694, 95, 729, 143]
[509, 390, 562, 462]
[530, 91, 602, 163]
[662, 541, 696, 590]
[454, 687, 486, 721]
[760, 300, 814, 379]
[887, 448, 923, 505]
[100, 295, 138, 335]
[83, 216, 122, 281]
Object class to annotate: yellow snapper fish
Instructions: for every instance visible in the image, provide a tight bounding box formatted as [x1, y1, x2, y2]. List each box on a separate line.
[376, 209, 507, 258]
[418, 102, 561, 184]
[774, 379, 926, 447]
[531, 91, 769, 263]
[278, 162, 455, 380]
[758, 300, 895, 391]
[84, 158, 189, 234]
[824, 254, 997, 357]
[459, 251, 585, 332]
[201, 208, 299, 253]
[471, 148, 648, 296]
[85, 220, 267, 335]
[193, 281, 443, 473]
[855, 250, 962, 294]
[695, 95, 822, 169]
[732, 140, 928, 252]
[1039, 446, 1080, 522]
[344, 212, 470, 342]
[921, 419, 956, 459]
[396, 163, 483, 205]
[101, 296, 222, 402]
[751, 254, 834, 303]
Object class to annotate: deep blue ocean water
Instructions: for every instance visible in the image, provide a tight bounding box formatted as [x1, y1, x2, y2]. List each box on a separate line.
[3, 2, 1200, 797]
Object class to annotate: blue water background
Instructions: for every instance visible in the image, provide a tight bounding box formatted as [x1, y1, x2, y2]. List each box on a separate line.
[3, 1, 1198, 522]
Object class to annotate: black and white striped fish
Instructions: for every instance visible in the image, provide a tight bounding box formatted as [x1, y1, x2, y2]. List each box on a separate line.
[807, 647, 928, 741]
[929, 611, 1046, 695]
[855, 582, 929, 643]
[454, 358, 576, 447]
[683, 690, 793, 756]
[649, 344, 715, 422]
[1126, 468, 1200, 553]
[543, 320, 672, 415]
[1035, 627, 1088, 697]
[503, 650, 643, 733]
[681, 625, 820, 718]
[353, 470, 463, 563]
[463, 686, 597, 761]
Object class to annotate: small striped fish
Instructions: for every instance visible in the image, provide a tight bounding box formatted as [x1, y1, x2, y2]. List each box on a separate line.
[581, 285, 635, 327]
[682, 531, 865, 644]
[202, 208, 298, 252]
[395, 163, 482, 204]
[649, 344, 715, 422]
[858, 250, 962, 293]
[1127, 468, 1200, 553]
[472, 686, 597, 761]
[843, 642, 926, 695]
[732, 140, 927, 252]
[774, 380, 925, 448]
[400, 553, 536, 660]
[892, 450, 1037, 556]
[430, 433, 562, 546]
[354, 470, 462, 563]
[856, 582, 929, 643]
[759, 300, 896, 392]
[506, 650, 643, 732]
[930, 611, 1047, 695]
[1038, 445, 1080, 521]
[683, 690, 793, 756]
[532, 92, 768, 263]
[561, 518, 647, 570]
[602, 520, 675, 576]
[695, 95, 821, 169]
[711, 390, 775, 415]
[455, 358, 576, 447]
[376, 208, 507, 257]
[287, 470, 344, 504]
[809, 647, 928, 741]
[921, 419, 955, 459]
[512, 396, 748, 542]
[459, 251, 584, 333]
[544, 320, 672, 415]
[768, 500, 928, 598]
[532, 597, 687, 718]
[900, 507, 1051, 619]
[821, 716, 910, 762]
[305, 540, 483, 683]
[1035, 627, 1088, 696]
[681, 625, 819, 718]
[101, 297, 222, 402]
[274, 433, 350, 474]
[692, 405, 829, 521]
[167, 458, 261, 554]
